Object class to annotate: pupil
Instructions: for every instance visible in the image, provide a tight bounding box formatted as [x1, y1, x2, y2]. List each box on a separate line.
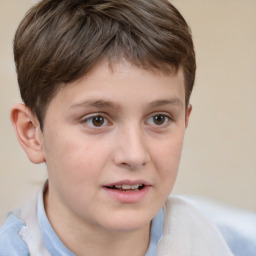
[92, 116, 104, 126]
[154, 115, 165, 125]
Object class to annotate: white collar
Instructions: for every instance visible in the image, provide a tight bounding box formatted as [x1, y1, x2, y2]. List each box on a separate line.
[157, 196, 234, 256]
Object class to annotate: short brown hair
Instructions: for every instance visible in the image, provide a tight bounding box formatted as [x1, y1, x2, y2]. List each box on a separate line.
[14, 0, 196, 128]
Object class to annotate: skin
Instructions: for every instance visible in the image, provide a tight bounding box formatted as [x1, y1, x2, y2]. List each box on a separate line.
[11, 59, 191, 256]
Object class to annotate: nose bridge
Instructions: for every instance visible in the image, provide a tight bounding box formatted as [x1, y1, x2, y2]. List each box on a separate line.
[114, 122, 150, 169]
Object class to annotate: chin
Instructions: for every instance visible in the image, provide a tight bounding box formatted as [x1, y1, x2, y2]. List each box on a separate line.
[101, 211, 153, 233]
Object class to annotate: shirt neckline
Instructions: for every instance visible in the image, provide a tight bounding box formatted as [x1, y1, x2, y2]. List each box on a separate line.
[37, 181, 164, 256]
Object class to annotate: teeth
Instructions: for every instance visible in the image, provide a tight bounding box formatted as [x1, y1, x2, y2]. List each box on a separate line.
[114, 184, 142, 190]
[130, 184, 141, 189]
[122, 184, 132, 189]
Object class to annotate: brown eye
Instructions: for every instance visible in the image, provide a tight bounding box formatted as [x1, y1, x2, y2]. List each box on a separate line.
[91, 116, 105, 127]
[153, 114, 167, 125]
[146, 114, 170, 127]
[83, 115, 108, 128]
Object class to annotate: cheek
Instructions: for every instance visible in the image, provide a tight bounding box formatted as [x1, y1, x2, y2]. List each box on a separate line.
[152, 131, 184, 181]
[43, 132, 110, 188]
[45, 137, 111, 212]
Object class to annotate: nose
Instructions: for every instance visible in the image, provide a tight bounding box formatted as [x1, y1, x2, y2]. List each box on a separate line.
[113, 125, 150, 169]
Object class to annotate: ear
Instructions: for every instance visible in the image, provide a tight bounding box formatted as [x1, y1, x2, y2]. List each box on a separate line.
[10, 103, 45, 164]
[185, 104, 192, 128]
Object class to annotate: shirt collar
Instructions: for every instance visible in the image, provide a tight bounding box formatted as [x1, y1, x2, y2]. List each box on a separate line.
[37, 181, 164, 256]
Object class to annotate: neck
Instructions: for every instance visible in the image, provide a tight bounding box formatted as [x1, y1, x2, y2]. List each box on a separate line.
[44, 187, 151, 256]
[64, 223, 150, 256]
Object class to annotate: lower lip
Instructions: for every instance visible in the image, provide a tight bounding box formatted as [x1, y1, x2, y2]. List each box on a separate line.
[103, 186, 151, 203]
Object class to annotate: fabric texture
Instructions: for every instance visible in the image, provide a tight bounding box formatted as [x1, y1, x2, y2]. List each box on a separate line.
[181, 196, 256, 256]
[0, 213, 29, 256]
[0, 186, 163, 256]
[0, 190, 255, 256]
[156, 196, 234, 256]
[36, 184, 163, 256]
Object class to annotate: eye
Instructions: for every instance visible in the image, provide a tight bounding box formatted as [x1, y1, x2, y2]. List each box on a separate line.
[82, 115, 109, 128]
[146, 114, 170, 126]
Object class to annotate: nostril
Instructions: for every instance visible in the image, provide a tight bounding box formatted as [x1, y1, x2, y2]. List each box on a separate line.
[113, 135, 150, 169]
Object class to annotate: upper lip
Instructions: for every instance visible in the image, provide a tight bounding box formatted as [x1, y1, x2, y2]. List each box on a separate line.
[104, 179, 151, 187]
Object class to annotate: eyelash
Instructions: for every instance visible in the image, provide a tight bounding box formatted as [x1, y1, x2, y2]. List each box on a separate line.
[81, 114, 110, 128]
[81, 113, 172, 129]
[145, 113, 171, 127]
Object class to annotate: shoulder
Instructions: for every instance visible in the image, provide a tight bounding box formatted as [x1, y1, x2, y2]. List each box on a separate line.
[160, 196, 233, 256]
[0, 213, 29, 256]
[177, 196, 256, 256]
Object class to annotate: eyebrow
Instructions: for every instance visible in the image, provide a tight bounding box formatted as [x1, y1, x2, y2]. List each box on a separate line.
[70, 100, 121, 110]
[149, 98, 183, 108]
[70, 97, 183, 110]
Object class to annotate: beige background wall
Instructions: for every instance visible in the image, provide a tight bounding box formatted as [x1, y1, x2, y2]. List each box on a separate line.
[0, 0, 255, 224]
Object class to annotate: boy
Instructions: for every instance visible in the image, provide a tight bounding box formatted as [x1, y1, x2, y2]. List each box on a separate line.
[0, 0, 237, 255]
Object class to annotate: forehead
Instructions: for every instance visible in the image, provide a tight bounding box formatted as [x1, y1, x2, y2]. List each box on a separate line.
[47, 59, 186, 113]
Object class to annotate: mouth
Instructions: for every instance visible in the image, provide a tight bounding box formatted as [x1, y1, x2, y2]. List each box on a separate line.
[103, 181, 151, 203]
[105, 184, 145, 192]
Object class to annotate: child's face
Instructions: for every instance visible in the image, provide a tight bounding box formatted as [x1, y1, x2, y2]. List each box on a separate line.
[40, 59, 190, 233]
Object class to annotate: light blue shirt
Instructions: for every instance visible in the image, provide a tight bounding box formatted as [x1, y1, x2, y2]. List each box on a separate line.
[0, 213, 29, 256]
[0, 187, 164, 256]
[1, 191, 255, 256]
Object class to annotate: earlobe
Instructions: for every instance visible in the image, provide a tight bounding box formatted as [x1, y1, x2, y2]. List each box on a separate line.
[10, 103, 45, 164]
[185, 104, 192, 128]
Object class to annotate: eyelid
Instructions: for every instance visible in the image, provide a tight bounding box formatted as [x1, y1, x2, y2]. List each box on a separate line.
[145, 112, 172, 127]
[81, 113, 111, 128]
